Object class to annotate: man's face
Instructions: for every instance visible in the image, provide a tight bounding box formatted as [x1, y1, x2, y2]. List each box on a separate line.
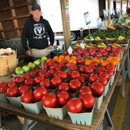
[31, 10, 41, 21]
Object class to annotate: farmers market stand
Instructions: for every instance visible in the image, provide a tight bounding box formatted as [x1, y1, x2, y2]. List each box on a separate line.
[0, 44, 130, 130]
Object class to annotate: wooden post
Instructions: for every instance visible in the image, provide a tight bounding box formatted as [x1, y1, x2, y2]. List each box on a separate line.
[60, 0, 71, 50]
[107, 0, 111, 25]
[120, 0, 123, 15]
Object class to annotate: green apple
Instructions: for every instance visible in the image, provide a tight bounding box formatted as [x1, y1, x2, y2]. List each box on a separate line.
[22, 65, 30, 73]
[34, 59, 41, 65]
[28, 62, 36, 69]
[15, 67, 22, 71]
[15, 68, 24, 75]
[41, 56, 47, 61]
[40, 59, 46, 63]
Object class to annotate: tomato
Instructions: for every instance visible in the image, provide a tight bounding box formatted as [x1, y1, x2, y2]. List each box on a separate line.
[51, 76, 62, 88]
[106, 70, 114, 76]
[54, 71, 61, 77]
[79, 94, 95, 109]
[97, 77, 108, 86]
[58, 72, 69, 80]
[24, 78, 35, 86]
[18, 85, 30, 95]
[39, 70, 50, 78]
[50, 63, 57, 69]
[97, 67, 105, 74]
[91, 82, 104, 97]
[90, 61, 99, 67]
[40, 79, 51, 89]
[57, 91, 70, 106]
[58, 83, 69, 92]
[48, 68, 55, 75]
[0, 85, 8, 93]
[0, 82, 7, 88]
[65, 63, 77, 71]
[33, 87, 47, 101]
[21, 91, 34, 103]
[34, 75, 44, 85]
[85, 66, 94, 74]
[76, 57, 84, 64]
[54, 66, 63, 71]
[79, 65, 86, 73]
[29, 70, 37, 77]
[22, 73, 30, 80]
[76, 75, 86, 83]
[69, 79, 81, 91]
[70, 71, 80, 79]
[81, 73, 89, 81]
[99, 72, 109, 80]
[79, 86, 92, 95]
[6, 87, 19, 97]
[67, 98, 83, 113]
[12, 76, 24, 84]
[42, 93, 57, 108]
[89, 74, 98, 83]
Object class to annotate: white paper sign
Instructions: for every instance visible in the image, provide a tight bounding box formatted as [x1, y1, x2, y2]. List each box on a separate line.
[80, 43, 85, 49]
[67, 46, 73, 54]
[84, 12, 91, 25]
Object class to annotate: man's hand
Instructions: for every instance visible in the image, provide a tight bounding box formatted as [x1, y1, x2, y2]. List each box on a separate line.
[26, 50, 32, 56]
[48, 45, 53, 50]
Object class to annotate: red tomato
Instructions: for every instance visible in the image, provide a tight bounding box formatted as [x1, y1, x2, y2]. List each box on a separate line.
[42, 93, 57, 108]
[97, 77, 108, 86]
[80, 73, 89, 81]
[39, 70, 50, 78]
[6, 87, 19, 97]
[48, 68, 55, 75]
[40, 79, 51, 89]
[0, 82, 7, 88]
[90, 61, 99, 67]
[79, 65, 86, 73]
[58, 83, 69, 92]
[29, 70, 37, 77]
[79, 94, 95, 109]
[99, 72, 109, 80]
[0, 85, 8, 93]
[12, 76, 24, 84]
[54, 71, 61, 77]
[97, 67, 105, 74]
[21, 91, 34, 103]
[34, 75, 44, 85]
[89, 74, 98, 83]
[106, 70, 114, 76]
[76, 75, 86, 83]
[91, 82, 104, 97]
[79, 86, 92, 95]
[85, 66, 94, 74]
[69, 79, 81, 91]
[76, 57, 84, 64]
[33, 87, 47, 101]
[70, 71, 80, 79]
[67, 98, 83, 113]
[55, 66, 63, 71]
[24, 78, 35, 86]
[18, 85, 30, 95]
[58, 72, 69, 80]
[57, 91, 70, 106]
[22, 73, 30, 80]
[51, 76, 62, 88]
[50, 63, 57, 69]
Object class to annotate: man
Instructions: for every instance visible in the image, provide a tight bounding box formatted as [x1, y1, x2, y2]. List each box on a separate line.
[21, 4, 54, 61]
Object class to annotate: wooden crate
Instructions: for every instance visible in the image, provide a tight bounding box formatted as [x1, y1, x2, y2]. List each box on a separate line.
[0, 53, 17, 76]
[0, 0, 35, 40]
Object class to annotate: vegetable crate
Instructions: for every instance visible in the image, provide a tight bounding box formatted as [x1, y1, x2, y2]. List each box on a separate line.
[68, 106, 94, 125]
[0, 52, 17, 76]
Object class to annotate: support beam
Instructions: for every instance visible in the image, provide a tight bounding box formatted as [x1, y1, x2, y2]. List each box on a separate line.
[60, 0, 71, 50]
[107, 0, 111, 25]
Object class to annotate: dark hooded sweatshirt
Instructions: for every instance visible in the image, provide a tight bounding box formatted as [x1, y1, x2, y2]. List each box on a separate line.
[21, 15, 54, 51]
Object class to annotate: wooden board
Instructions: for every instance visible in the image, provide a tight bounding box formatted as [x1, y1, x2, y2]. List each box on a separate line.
[0, 0, 35, 40]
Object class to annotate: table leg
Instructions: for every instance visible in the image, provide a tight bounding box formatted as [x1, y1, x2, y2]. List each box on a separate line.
[127, 52, 130, 81]
[23, 118, 28, 130]
[105, 109, 115, 130]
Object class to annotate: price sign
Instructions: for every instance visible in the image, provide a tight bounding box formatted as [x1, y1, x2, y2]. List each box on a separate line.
[67, 46, 73, 55]
[84, 12, 91, 25]
[103, 9, 108, 19]
[97, 18, 102, 29]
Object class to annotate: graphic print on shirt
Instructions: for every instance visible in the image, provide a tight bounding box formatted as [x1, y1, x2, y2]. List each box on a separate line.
[33, 23, 46, 39]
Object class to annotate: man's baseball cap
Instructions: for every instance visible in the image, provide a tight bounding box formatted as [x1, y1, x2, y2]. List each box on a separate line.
[31, 4, 41, 11]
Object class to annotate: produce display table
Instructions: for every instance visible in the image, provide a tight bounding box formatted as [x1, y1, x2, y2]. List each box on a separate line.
[0, 44, 130, 130]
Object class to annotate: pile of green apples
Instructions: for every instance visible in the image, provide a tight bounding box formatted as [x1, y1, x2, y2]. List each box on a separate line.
[15, 56, 47, 75]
